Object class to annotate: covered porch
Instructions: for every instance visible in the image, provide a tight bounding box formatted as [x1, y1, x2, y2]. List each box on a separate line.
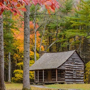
[34, 69, 65, 84]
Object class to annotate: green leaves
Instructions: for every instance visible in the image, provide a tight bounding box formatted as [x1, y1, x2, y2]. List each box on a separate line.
[60, 0, 73, 13]
[3, 11, 16, 54]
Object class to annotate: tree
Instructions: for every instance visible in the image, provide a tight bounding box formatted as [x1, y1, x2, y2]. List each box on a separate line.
[0, 0, 59, 90]
[3, 11, 17, 83]
[0, 15, 5, 90]
[23, 1, 59, 90]
[0, 1, 29, 89]
[12, 18, 43, 83]
[23, 5, 30, 90]
[38, 0, 74, 52]
[69, 0, 90, 61]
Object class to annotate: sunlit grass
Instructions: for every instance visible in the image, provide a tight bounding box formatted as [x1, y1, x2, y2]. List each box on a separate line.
[6, 83, 22, 90]
[5, 83, 90, 90]
[46, 84, 90, 90]
[6, 83, 55, 90]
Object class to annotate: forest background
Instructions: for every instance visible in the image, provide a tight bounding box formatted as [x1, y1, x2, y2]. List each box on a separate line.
[4, 0, 90, 84]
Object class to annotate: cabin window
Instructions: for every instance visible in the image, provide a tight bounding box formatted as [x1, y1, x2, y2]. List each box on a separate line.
[51, 70, 56, 79]
[44, 70, 48, 80]
[73, 70, 76, 78]
[58, 70, 65, 78]
[35, 71, 38, 80]
[39, 70, 43, 81]
[72, 58, 75, 64]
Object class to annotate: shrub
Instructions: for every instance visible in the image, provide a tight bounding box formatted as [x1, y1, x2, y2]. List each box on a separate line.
[12, 69, 34, 83]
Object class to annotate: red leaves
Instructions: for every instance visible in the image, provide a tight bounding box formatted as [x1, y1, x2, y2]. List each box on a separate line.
[0, 0, 59, 15]
[0, 0, 4, 3]
[21, 8, 26, 11]
[0, 0, 28, 15]
[44, 0, 59, 13]
[32, 0, 60, 14]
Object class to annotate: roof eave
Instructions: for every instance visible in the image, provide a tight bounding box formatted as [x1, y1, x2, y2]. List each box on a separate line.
[29, 68, 58, 71]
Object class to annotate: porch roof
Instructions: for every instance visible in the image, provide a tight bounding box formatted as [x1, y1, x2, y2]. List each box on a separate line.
[30, 50, 75, 70]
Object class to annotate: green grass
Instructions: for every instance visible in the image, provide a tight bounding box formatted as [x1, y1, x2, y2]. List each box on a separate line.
[6, 83, 23, 90]
[5, 83, 90, 90]
[6, 83, 55, 90]
[46, 84, 90, 90]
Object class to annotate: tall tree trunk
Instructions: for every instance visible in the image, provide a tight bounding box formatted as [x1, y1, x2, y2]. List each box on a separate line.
[0, 16, 5, 90]
[23, 5, 30, 90]
[74, 36, 76, 49]
[8, 52, 11, 82]
[8, 14, 12, 83]
[67, 40, 70, 51]
[34, 5, 37, 62]
[34, 30, 37, 62]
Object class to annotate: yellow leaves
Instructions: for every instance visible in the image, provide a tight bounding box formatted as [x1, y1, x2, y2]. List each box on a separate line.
[30, 71, 34, 79]
[12, 69, 34, 82]
[30, 51, 34, 58]
[12, 70, 23, 82]
[30, 60, 35, 66]
[13, 53, 21, 61]
[17, 62, 23, 66]
[85, 61, 90, 83]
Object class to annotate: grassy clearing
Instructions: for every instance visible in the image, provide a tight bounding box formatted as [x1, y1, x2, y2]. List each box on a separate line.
[31, 86, 56, 90]
[6, 83, 55, 90]
[6, 83, 23, 90]
[46, 84, 90, 90]
[6, 83, 90, 90]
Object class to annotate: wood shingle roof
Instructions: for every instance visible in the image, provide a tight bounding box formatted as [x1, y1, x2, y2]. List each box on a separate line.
[30, 50, 75, 70]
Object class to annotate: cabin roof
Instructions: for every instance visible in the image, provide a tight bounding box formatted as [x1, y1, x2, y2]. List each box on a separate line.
[30, 50, 77, 70]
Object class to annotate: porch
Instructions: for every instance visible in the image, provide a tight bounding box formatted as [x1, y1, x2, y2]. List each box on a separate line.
[34, 69, 65, 84]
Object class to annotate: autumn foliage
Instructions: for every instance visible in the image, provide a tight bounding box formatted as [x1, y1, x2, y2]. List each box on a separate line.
[0, 0, 59, 15]
[12, 16, 44, 82]
[13, 18, 44, 52]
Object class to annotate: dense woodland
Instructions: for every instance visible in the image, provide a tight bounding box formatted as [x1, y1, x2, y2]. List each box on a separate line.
[2, 0, 90, 84]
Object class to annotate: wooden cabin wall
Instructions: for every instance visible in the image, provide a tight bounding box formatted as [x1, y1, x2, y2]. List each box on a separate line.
[59, 52, 84, 84]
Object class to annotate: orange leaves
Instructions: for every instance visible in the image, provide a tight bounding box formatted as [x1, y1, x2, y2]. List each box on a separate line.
[29, 21, 39, 29]
[30, 21, 34, 29]
[13, 18, 43, 52]
[17, 3, 21, 7]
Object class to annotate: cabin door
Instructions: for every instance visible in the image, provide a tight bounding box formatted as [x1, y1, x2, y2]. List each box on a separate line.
[48, 70, 52, 81]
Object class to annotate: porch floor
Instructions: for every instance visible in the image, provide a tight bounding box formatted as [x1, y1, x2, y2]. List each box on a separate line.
[34, 81, 65, 84]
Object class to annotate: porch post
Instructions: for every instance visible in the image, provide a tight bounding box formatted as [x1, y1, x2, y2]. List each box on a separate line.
[38, 70, 39, 82]
[56, 69, 58, 82]
[43, 70, 44, 82]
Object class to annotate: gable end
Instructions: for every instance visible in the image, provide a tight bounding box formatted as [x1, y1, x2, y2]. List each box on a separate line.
[58, 51, 84, 69]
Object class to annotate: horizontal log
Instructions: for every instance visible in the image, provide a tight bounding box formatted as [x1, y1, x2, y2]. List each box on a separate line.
[65, 77, 84, 79]
[65, 79, 84, 81]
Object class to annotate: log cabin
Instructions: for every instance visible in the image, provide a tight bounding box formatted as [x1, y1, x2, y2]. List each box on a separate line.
[30, 50, 84, 84]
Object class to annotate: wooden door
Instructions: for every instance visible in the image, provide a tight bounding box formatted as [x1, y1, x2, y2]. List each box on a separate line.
[48, 70, 52, 81]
